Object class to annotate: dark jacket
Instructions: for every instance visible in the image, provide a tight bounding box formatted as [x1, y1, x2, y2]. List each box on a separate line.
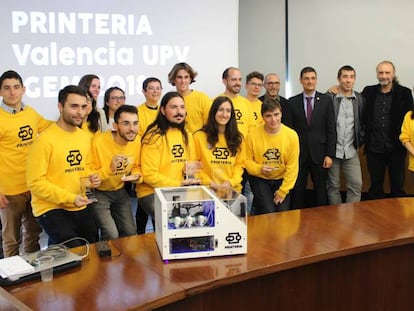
[327, 91, 365, 148]
[259, 94, 289, 123]
[362, 83, 413, 152]
[286, 91, 336, 164]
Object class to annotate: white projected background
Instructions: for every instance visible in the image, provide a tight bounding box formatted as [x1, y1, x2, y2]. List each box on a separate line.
[0, 1, 238, 120]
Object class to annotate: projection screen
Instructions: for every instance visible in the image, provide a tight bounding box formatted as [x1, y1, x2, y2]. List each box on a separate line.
[0, 1, 239, 119]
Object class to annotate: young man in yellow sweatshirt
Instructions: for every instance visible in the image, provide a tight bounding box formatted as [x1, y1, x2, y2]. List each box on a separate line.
[245, 71, 265, 127]
[220, 67, 255, 138]
[168, 63, 211, 133]
[27, 85, 100, 247]
[138, 92, 199, 222]
[89, 105, 142, 240]
[245, 99, 299, 215]
[0, 70, 50, 257]
[137, 77, 162, 136]
[136, 77, 162, 233]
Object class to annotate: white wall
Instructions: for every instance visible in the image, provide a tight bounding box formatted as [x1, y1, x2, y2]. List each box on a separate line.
[239, 0, 414, 97]
[239, 0, 286, 96]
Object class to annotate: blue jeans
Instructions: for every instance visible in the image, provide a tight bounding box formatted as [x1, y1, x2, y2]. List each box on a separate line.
[327, 155, 362, 204]
[37, 207, 97, 247]
[91, 188, 136, 240]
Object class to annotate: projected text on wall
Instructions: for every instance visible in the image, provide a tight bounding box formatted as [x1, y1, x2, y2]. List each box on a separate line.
[10, 11, 190, 98]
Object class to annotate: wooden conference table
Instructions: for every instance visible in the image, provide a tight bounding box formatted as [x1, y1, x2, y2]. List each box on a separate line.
[3, 197, 414, 310]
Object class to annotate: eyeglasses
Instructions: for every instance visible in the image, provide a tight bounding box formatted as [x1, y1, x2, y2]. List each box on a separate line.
[146, 86, 162, 92]
[110, 96, 126, 101]
[248, 82, 263, 88]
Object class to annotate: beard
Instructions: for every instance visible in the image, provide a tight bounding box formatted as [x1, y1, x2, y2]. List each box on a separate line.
[63, 113, 83, 127]
[170, 121, 185, 129]
[119, 131, 137, 142]
[379, 78, 392, 86]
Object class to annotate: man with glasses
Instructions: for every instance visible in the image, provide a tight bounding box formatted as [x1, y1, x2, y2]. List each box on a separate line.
[168, 62, 211, 133]
[245, 71, 265, 127]
[89, 105, 142, 240]
[136, 77, 162, 234]
[243, 71, 265, 213]
[259, 73, 289, 122]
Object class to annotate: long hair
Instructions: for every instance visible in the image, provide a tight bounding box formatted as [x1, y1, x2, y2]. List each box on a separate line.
[168, 63, 197, 86]
[103, 86, 124, 123]
[78, 75, 101, 132]
[85, 91, 101, 133]
[78, 74, 100, 93]
[142, 91, 188, 145]
[201, 96, 242, 156]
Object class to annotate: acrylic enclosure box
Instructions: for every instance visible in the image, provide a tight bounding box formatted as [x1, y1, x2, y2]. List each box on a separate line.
[154, 186, 247, 260]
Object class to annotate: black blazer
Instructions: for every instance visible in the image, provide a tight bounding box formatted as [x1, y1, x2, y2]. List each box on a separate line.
[285, 91, 336, 164]
[362, 83, 413, 152]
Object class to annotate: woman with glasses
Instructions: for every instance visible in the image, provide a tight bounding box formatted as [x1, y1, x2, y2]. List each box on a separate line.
[101, 87, 126, 131]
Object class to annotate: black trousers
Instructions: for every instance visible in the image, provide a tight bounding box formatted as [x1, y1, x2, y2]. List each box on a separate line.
[291, 158, 328, 209]
[248, 175, 290, 215]
[366, 149, 407, 199]
[37, 207, 98, 247]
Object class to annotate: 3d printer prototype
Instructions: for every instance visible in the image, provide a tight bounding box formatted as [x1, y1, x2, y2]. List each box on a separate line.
[154, 186, 247, 260]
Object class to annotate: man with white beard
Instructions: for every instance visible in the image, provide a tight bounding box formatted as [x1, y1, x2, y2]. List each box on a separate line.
[362, 61, 413, 199]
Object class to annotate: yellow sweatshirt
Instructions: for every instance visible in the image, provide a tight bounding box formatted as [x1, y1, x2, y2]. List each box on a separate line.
[248, 98, 264, 127]
[400, 111, 414, 171]
[218, 94, 255, 137]
[193, 131, 245, 192]
[137, 102, 159, 136]
[0, 106, 50, 195]
[89, 131, 142, 191]
[184, 90, 211, 133]
[26, 123, 93, 216]
[245, 124, 299, 198]
[138, 127, 196, 198]
[81, 121, 99, 140]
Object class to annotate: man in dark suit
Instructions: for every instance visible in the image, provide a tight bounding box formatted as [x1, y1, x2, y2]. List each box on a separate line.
[362, 60, 413, 199]
[286, 67, 336, 208]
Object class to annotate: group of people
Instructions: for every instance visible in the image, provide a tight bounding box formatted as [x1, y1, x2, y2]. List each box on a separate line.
[0, 59, 414, 259]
